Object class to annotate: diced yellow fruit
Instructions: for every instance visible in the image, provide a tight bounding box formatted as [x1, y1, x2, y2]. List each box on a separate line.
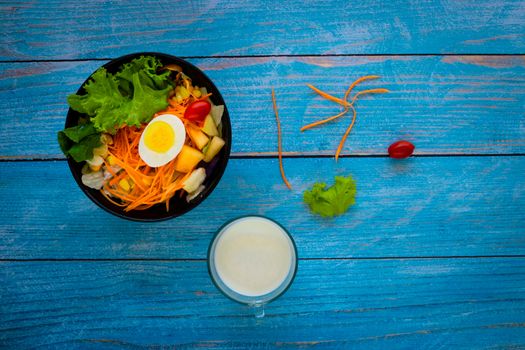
[119, 179, 131, 192]
[187, 124, 210, 150]
[176, 93, 183, 103]
[201, 114, 219, 137]
[193, 89, 202, 98]
[204, 136, 225, 162]
[173, 145, 204, 173]
[180, 86, 190, 99]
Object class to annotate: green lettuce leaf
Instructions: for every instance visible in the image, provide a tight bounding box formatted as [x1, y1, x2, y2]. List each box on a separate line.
[62, 123, 99, 143]
[303, 175, 357, 217]
[57, 123, 101, 162]
[66, 56, 172, 134]
[116, 55, 171, 93]
[67, 134, 102, 162]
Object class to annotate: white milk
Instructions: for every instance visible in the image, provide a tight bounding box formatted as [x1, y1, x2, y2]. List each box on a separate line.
[213, 217, 294, 297]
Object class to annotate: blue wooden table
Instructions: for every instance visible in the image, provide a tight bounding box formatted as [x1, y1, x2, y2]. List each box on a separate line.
[1, 1, 525, 348]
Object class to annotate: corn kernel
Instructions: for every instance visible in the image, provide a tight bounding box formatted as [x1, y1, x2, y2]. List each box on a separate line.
[180, 86, 190, 99]
[100, 133, 113, 145]
[107, 155, 116, 166]
[89, 164, 102, 172]
[119, 179, 131, 192]
[175, 93, 183, 103]
[193, 89, 202, 98]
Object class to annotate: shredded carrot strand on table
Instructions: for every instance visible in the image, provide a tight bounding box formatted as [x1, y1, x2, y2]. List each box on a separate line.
[300, 76, 388, 159]
[300, 109, 349, 132]
[349, 88, 389, 105]
[271, 89, 292, 190]
[306, 84, 347, 106]
[343, 75, 380, 103]
[335, 106, 357, 161]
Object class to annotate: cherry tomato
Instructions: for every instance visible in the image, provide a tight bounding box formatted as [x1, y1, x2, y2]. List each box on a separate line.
[388, 140, 415, 159]
[184, 100, 211, 123]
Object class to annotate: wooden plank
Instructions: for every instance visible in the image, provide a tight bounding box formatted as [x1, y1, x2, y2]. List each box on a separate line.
[1, 258, 525, 349]
[0, 156, 523, 259]
[1, 56, 524, 159]
[1, 0, 525, 60]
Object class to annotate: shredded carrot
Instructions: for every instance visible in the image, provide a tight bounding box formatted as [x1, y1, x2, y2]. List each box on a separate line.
[99, 74, 211, 211]
[300, 76, 388, 159]
[349, 88, 389, 104]
[271, 89, 292, 190]
[300, 109, 349, 132]
[306, 84, 347, 106]
[343, 75, 380, 103]
[335, 106, 357, 161]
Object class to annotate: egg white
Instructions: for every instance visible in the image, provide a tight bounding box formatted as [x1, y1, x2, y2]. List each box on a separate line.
[138, 114, 186, 167]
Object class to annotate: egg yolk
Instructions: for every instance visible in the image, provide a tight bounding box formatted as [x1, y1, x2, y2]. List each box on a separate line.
[144, 121, 175, 153]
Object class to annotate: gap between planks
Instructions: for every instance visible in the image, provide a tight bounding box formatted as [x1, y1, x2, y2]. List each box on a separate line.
[2, 255, 525, 263]
[1, 153, 525, 162]
[0, 53, 524, 63]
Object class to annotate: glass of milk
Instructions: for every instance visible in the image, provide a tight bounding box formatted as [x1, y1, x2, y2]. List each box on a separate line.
[207, 215, 298, 317]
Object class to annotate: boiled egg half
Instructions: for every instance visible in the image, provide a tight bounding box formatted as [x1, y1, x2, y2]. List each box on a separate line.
[139, 114, 186, 167]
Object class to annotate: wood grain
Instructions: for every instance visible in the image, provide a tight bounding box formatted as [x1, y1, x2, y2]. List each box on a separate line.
[2, 258, 525, 349]
[1, 0, 525, 60]
[0, 55, 524, 159]
[1, 157, 523, 260]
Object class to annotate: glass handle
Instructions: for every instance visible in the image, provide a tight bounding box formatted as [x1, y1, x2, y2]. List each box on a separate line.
[253, 304, 265, 318]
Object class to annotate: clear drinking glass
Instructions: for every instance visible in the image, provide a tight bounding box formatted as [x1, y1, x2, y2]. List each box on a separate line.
[207, 215, 298, 318]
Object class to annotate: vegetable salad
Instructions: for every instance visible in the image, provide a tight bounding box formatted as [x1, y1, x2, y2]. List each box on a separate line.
[58, 56, 226, 211]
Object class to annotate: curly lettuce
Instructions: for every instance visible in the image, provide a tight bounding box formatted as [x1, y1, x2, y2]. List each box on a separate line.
[303, 175, 357, 217]
[58, 122, 102, 162]
[66, 56, 172, 135]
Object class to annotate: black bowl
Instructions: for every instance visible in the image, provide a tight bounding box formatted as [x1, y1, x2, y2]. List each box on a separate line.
[65, 52, 231, 221]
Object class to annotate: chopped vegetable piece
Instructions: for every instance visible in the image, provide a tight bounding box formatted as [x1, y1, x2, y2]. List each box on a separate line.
[183, 168, 206, 193]
[203, 136, 225, 162]
[119, 178, 131, 192]
[201, 114, 219, 136]
[187, 124, 210, 150]
[210, 104, 224, 126]
[81, 171, 105, 190]
[186, 185, 205, 202]
[304, 175, 356, 217]
[173, 145, 204, 173]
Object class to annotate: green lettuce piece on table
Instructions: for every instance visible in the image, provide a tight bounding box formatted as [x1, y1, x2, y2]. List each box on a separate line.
[303, 175, 356, 217]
